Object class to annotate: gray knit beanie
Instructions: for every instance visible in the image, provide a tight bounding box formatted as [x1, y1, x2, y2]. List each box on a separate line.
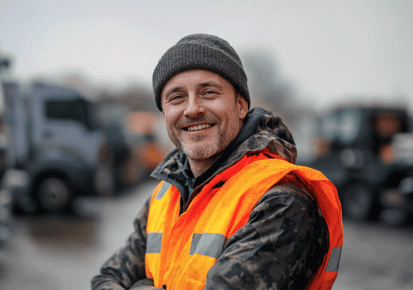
[152, 33, 250, 111]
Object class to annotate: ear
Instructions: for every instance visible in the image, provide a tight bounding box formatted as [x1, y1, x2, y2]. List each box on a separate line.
[237, 93, 249, 119]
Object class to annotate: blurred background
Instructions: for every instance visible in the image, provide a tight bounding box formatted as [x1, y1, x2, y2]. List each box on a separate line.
[1, 0, 413, 289]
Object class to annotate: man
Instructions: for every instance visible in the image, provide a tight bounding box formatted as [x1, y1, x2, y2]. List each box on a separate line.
[92, 33, 343, 290]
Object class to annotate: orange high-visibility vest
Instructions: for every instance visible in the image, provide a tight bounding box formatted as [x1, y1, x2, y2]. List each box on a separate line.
[145, 148, 343, 290]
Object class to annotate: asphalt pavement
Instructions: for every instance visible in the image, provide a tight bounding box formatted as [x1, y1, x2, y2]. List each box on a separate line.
[0, 179, 412, 290]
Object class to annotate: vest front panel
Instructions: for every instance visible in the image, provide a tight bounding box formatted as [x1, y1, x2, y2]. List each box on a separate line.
[145, 150, 343, 290]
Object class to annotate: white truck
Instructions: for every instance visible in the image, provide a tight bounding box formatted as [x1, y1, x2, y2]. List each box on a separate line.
[1, 81, 111, 213]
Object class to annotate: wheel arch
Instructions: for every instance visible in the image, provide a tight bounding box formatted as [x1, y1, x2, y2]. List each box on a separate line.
[341, 179, 382, 221]
[31, 169, 72, 195]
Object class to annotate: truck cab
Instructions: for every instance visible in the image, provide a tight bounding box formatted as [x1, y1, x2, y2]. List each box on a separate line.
[2, 81, 110, 213]
[308, 106, 411, 221]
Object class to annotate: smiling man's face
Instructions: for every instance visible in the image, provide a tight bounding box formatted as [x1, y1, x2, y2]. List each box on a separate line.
[161, 69, 248, 172]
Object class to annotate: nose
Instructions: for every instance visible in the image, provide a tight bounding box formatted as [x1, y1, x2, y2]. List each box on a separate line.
[183, 93, 205, 118]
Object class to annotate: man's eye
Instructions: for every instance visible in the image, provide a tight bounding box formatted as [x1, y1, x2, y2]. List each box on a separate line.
[205, 90, 217, 95]
[170, 95, 183, 101]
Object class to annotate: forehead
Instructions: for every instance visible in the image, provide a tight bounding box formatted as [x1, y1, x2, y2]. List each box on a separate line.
[161, 69, 233, 96]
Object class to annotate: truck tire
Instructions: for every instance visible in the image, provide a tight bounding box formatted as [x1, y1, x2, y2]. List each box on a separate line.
[341, 182, 380, 221]
[36, 177, 73, 213]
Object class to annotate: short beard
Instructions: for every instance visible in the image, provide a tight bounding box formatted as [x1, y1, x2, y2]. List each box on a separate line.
[178, 133, 227, 161]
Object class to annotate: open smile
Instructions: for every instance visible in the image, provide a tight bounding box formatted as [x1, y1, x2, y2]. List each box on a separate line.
[184, 123, 215, 131]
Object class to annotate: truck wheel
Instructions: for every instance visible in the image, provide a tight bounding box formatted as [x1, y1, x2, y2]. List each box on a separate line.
[36, 177, 72, 213]
[341, 182, 379, 221]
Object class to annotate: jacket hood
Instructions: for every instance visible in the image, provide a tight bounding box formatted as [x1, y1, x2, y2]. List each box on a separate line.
[151, 107, 297, 189]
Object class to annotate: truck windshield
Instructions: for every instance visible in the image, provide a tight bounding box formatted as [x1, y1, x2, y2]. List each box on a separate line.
[45, 97, 97, 131]
[320, 109, 361, 146]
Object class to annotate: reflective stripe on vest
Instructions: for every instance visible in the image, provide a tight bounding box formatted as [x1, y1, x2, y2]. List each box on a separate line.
[189, 233, 226, 258]
[155, 181, 171, 200]
[325, 246, 342, 272]
[146, 232, 163, 254]
[145, 148, 343, 290]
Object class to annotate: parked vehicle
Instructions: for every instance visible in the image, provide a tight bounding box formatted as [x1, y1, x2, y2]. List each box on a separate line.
[378, 132, 413, 225]
[1, 81, 111, 213]
[96, 107, 167, 189]
[0, 125, 11, 245]
[304, 106, 412, 223]
[0, 180, 12, 245]
[0, 54, 13, 243]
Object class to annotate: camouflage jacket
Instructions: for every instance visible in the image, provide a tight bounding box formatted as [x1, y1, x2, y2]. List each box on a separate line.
[91, 108, 328, 290]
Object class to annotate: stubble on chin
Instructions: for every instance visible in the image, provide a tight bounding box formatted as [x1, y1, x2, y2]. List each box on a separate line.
[167, 126, 226, 161]
[167, 117, 223, 161]
[167, 112, 242, 161]
[179, 135, 226, 161]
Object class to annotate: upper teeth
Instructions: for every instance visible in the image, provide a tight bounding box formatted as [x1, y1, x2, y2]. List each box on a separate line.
[187, 124, 212, 131]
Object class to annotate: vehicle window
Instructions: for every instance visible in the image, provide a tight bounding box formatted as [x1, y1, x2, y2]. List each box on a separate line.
[319, 109, 361, 145]
[375, 113, 401, 138]
[45, 98, 95, 130]
[338, 109, 361, 144]
[320, 113, 338, 141]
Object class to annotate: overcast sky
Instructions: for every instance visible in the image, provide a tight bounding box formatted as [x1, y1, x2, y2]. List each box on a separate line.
[1, 0, 412, 112]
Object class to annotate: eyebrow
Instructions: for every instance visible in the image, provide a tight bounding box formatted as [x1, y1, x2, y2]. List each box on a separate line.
[163, 86, 185, 98]
[197, 81, 223, 90]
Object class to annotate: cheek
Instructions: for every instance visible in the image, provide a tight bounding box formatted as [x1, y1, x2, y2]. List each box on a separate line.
[163, 107, 180, 125]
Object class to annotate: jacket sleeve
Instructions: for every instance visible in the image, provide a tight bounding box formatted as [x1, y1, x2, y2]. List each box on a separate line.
[204, 182, 328, 290]
[91, 197, 152, 290]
